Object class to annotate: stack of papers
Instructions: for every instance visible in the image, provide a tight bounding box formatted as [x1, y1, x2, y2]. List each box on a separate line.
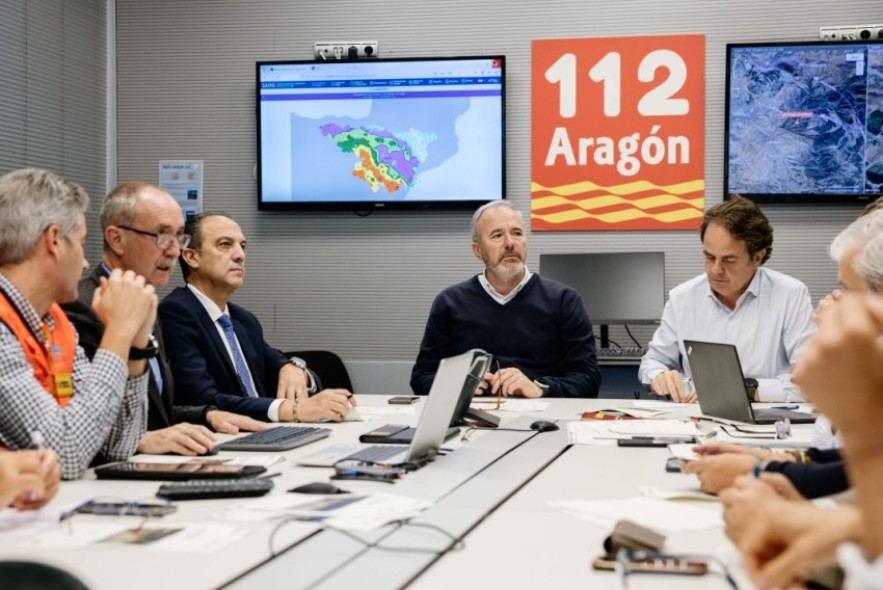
[567, 420, 700, 445]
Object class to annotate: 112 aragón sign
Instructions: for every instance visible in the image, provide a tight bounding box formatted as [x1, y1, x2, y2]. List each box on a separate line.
[531, 34, 705, 231]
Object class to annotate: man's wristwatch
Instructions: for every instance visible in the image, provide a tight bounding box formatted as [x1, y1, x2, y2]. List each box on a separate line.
[129, 335, 159, 360]
[289, 356, 308, 371]
[533, 379, 550, 396]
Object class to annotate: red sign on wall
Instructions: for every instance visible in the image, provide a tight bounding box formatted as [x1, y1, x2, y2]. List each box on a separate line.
[531, 35, 705, 231]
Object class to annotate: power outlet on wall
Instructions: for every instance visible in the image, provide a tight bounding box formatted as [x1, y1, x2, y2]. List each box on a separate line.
[819, 24, 883, 41]
[314, 41, 379, 60]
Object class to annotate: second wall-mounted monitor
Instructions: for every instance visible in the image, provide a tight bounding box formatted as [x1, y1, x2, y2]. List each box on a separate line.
[257, 56, 506, 211]
[539, 252, 666, 326]
[725, 40, 883, 205]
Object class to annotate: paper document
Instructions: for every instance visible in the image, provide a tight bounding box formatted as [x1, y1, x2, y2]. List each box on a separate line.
[668, 443, 700, 462]
[129, 454, 285, 467]
[567, 420, 700, 445]
[640, 486, 718, 502]
[0, 502, 79, 541]
[550, 497, 722, 532]
[226, 493, 432, 532]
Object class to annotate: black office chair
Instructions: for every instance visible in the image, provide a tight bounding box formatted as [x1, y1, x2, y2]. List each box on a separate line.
[0, 561, 90, 590]
[284, 350, 353, 392]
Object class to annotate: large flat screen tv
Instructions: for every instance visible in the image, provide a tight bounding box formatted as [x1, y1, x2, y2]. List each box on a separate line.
[725, 40, 883, 204]
[257, 56, 506, 211]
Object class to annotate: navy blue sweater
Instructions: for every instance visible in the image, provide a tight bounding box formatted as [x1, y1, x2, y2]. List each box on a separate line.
[410, 275, 600, 397]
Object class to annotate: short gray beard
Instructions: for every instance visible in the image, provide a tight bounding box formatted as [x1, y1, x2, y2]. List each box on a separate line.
[487, 260, 524, 281]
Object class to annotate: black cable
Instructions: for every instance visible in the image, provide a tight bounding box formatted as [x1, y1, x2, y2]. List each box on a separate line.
[268, 516, 464, 557]
[606, 338, 622, 348]
[623, 325, 643, 348]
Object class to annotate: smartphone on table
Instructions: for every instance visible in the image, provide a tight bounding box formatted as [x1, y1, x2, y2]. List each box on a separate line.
[388, 396, 420, 405]
[592, 554, 708, 575]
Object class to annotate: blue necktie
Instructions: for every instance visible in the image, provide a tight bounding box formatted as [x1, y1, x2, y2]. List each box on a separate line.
[217, 314, 258, 398]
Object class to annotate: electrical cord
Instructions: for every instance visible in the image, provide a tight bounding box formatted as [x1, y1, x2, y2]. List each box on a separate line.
[460, 426, 535, 441]
[624, 325, 643, 348]
[268, 516, 464, 557]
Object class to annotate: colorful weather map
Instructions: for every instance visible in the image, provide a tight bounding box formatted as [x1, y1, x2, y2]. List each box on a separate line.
[320, 124, 438, 193]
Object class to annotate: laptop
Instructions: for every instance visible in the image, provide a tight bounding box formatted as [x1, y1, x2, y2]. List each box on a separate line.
[684, 340, 815, 425]
[296, 350, 475, 467]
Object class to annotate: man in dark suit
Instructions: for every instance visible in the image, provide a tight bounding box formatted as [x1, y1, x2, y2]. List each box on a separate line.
[158, 213, 354, 423]
[63, 183, 267, 455]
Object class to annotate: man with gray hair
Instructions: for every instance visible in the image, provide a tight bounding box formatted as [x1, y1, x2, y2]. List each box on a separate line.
[410, 200, 600, 398]
[0, 168, 156, 479]
[63, 183, 269, 457]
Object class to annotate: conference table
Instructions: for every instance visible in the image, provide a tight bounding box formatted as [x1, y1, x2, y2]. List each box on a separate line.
[0, 396, 769, 590]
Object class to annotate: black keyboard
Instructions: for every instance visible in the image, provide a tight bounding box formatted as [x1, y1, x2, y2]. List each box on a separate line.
[156, 478, 274, 501]
[218, 425, 331, 451]
[345, 445, 403, 463]
[596, 347, 647, 359]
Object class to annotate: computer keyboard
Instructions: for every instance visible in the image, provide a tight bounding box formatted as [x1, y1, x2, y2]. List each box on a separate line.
[156, 477, 274, 501]
[596, 347, 648, 359]
[218, 425, 331, 451]
[345, 445, 403, 463]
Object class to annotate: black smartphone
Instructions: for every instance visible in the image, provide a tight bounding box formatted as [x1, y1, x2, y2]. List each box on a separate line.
[388, 396, 420, 405]
[591, 555, 708, 575]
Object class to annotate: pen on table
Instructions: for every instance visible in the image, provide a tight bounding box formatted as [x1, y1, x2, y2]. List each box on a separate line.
[771, 405, 799, 410]
[259, 472, 282, 480]
[495, 360, 503, 410]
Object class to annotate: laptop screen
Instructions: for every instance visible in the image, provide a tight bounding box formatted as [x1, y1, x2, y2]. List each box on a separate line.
[406, 350, 478, 462]
[684, 340, 756, 423]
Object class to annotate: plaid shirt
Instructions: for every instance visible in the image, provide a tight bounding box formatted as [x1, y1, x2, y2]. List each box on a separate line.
[0, 273, 147, 479]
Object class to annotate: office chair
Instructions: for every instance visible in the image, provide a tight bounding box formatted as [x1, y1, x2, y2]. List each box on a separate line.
[284, 350, 353, 392]
[0, 561, 90, 589]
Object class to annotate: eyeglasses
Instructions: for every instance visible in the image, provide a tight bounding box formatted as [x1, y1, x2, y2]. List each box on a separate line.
[118, 225, 191, 250]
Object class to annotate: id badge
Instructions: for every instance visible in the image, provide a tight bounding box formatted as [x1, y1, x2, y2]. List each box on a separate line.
[54, 373, 73, 398]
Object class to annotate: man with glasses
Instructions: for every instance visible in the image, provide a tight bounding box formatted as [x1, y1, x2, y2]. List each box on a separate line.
[63, 183, 268, 456]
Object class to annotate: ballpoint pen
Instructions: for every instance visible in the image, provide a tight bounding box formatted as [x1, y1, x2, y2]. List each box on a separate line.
[495, 361, 503, 410]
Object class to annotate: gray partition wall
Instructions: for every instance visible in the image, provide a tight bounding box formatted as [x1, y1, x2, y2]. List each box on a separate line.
[112, 0, 877, 390]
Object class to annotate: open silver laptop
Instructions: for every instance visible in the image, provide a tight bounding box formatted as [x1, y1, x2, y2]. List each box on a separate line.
[296, 350, 477, 467]
[684, 340, 815, 425]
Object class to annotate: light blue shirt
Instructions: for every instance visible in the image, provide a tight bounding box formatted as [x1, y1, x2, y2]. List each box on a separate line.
[638, 267, 815, 402]
[476, 267, 533, 305]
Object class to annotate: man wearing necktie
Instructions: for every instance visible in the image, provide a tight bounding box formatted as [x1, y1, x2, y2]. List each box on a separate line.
[63, 183, 269, 456]
[158, 213, 354, 423]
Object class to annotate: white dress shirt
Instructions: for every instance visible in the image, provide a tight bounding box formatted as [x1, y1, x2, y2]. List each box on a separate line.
[187, 284, 285, 422]
[477, 267, 533, 305]
[638, 267, 815, 402]
[840, 543, 883, 589]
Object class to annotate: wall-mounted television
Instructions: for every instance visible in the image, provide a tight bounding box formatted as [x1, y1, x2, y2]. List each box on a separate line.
[257, 56, 505, 211]
[725, 40, 883, 205]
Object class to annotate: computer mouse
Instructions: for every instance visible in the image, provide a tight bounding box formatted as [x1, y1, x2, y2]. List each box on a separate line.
[288, 481, 349, 495]
[530, 420, 559, 432]
[200, 445, 219, 456]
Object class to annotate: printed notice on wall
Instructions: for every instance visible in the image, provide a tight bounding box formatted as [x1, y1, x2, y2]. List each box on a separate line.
[531, 35, 705, 231]
[159, 160, 203, 218]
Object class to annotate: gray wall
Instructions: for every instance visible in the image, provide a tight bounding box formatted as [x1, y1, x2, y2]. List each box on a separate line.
[114, 0, 880, 390]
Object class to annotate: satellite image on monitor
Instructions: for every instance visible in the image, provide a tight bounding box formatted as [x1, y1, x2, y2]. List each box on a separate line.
[728, 46, 883, 195]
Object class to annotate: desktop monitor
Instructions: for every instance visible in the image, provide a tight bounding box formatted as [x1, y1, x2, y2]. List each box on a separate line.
[725, 40, 883, 205]
[256, 55, 506, 211]
[539, 252, 665, 336]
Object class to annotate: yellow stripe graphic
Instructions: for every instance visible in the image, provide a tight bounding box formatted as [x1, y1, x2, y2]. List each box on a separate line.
[531, 179, 704, 197]
[532, 194, 704, 213]
[533, 206, 704, 224]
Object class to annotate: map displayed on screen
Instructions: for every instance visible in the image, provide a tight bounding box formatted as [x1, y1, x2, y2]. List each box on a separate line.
[258, 57, 504, 208]
[727, 43, 883, 199]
